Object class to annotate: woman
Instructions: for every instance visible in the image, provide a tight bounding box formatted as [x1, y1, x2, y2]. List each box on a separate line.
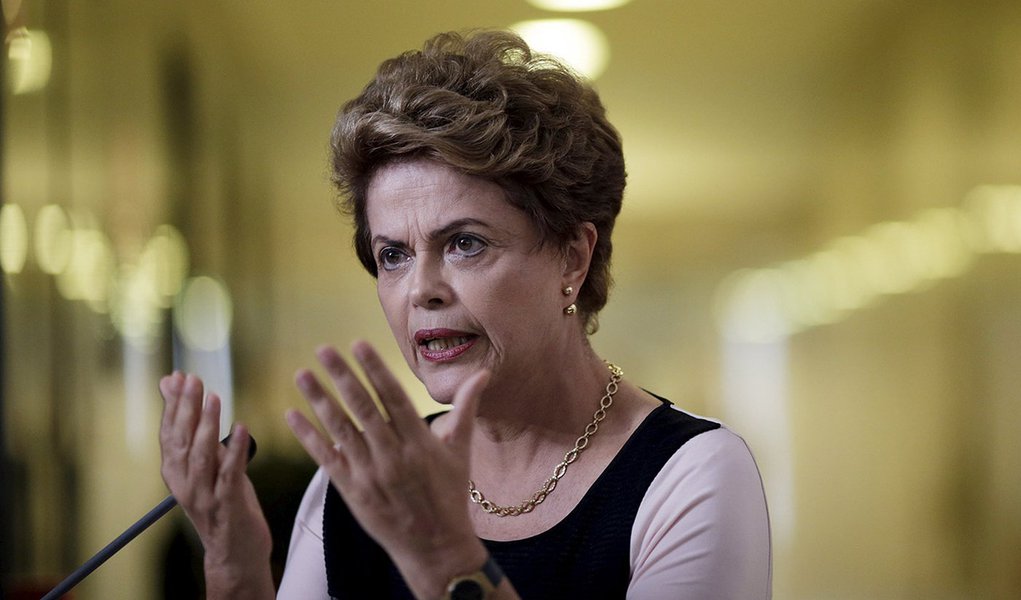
[158, 31, 771, 599]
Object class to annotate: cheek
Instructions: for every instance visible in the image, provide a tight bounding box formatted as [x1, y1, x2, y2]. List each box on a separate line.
[467, 266, 557, 328]
[376, 282, 408, 330]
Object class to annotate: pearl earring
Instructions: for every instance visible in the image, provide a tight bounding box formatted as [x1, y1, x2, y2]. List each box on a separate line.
[562, 286, 573, 296]
[564, 303, 577, 315]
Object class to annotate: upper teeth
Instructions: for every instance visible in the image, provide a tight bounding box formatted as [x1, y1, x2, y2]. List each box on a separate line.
[426, 336, 469, 351]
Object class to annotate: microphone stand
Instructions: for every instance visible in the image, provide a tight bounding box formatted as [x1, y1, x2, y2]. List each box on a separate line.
[41, 495, 178, 600]
[42, 434, 257, 600]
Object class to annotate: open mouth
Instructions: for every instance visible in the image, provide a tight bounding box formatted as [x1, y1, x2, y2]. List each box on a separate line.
[422, 336, 473, 351]
[415, 330, 479, 361]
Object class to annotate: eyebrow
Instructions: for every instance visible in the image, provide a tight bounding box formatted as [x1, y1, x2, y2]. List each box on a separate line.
[371, 218, 492, 249]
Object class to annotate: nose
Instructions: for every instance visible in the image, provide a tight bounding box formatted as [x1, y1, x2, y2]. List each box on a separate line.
[410, 256, 453, 309]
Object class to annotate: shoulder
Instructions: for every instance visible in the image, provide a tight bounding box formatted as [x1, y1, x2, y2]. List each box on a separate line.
[628, 409, 772, 599]
[665, 415, 762, 482]
[639, 412, 767, 520]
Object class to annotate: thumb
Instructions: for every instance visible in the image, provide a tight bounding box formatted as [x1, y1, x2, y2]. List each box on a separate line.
[439, 370, 490, 452]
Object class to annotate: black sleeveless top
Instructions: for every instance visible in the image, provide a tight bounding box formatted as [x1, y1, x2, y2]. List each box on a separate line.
[322, 400, 720, 599]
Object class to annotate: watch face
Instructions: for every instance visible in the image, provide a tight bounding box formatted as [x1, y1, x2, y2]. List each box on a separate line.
[450, 579, 485, 600]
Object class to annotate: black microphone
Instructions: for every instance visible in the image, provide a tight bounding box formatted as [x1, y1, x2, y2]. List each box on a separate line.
[41, 433, 258, 600]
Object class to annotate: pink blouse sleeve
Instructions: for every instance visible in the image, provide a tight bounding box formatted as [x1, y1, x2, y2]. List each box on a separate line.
[276, 468, 331, 600]
[627, 423, 772, 600]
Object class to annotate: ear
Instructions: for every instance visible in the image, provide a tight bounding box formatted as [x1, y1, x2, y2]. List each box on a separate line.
[562, 222, 598, 290]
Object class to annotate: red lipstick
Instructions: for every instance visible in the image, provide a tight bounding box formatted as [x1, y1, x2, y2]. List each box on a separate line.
[414, 328, 479, 362]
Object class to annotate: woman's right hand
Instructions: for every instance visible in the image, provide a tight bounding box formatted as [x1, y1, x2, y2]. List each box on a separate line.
[158, 372, 274, 598]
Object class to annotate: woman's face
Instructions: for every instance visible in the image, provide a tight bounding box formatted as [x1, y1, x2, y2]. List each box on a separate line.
[365, 159, 572, 404]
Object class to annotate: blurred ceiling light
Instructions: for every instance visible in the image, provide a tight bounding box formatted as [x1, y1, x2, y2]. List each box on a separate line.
[828, 236, 886, 309]
[56, 228, 115, 313]
[175, 276, 233, 352]
[510, 19, 610, 80]
[525, 0, 632, 11]
[6, 27, 51, 95]
[915, 208, 972, 279]
[780, 258, 839, 328]
[865, 222, 925, 294]
[141, 224, 190, 307]
[113, 262, 163, 346]
[111, 224, 190, 346]
[808, 249, 865, 315]
[79, 231, 114, 312]
[714, 268, 792, 343]
[966, 185, 1021, 253]
[0, 202, 28, 273]
[715, 184, 1021, 342]
[34, 204, 72, 274]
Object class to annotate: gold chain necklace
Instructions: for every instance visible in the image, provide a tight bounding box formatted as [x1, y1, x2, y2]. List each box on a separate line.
[467, 362, 623, 517]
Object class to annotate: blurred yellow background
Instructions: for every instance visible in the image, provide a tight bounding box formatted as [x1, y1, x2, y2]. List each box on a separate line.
[2, 0, 1020, 598]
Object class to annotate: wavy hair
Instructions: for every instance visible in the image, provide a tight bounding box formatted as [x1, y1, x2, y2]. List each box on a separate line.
[330, 30, 626, 332]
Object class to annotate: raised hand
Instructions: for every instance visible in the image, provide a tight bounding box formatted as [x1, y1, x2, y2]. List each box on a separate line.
[158, 373, 274, 598]
[286, 341, 492, 598]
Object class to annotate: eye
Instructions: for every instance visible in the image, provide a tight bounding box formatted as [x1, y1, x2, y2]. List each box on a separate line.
[449, 234, 486, 257]
[378, 246, 410, 271]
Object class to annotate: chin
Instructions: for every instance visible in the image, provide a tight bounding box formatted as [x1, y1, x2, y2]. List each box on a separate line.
[418, 370, 465, 406]
[424, 383, 457, 405]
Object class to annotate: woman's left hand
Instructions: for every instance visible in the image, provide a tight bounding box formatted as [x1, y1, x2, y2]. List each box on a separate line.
[286, 340, 491, 598]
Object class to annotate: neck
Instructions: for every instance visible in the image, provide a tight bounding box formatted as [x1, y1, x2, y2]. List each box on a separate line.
[469, 339, 618, 470]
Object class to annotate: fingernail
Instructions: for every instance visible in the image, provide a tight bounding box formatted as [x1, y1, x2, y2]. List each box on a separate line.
[317, 347, 345, 369]
[184, 375, 202, 394]
[351, 340, 372, 359]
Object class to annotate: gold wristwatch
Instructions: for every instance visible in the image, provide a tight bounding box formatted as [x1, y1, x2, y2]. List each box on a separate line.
[444, 554, 504, 600]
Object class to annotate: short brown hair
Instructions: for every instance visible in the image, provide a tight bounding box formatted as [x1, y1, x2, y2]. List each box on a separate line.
[330, 30, 626, 332]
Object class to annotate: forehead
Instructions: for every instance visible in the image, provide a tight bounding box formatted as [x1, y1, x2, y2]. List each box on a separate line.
[365, 159, 527, 235]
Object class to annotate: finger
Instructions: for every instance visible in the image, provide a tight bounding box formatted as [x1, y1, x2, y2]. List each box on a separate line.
[177, 373, 205, 432]
[294, 368, 370, 464]
[285, 409, 349, 478]
[441, 370, 490, 454]
[189, 393, 222, 488]
[294, 368, 354, 439]
[351, 340, 425, 437]
[316, 345, 392, 439]
[159, 373, 186, 446]
[217, 423, 251, 492]
[170, 375, 205, 452]
[159, 373, 188, 488]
